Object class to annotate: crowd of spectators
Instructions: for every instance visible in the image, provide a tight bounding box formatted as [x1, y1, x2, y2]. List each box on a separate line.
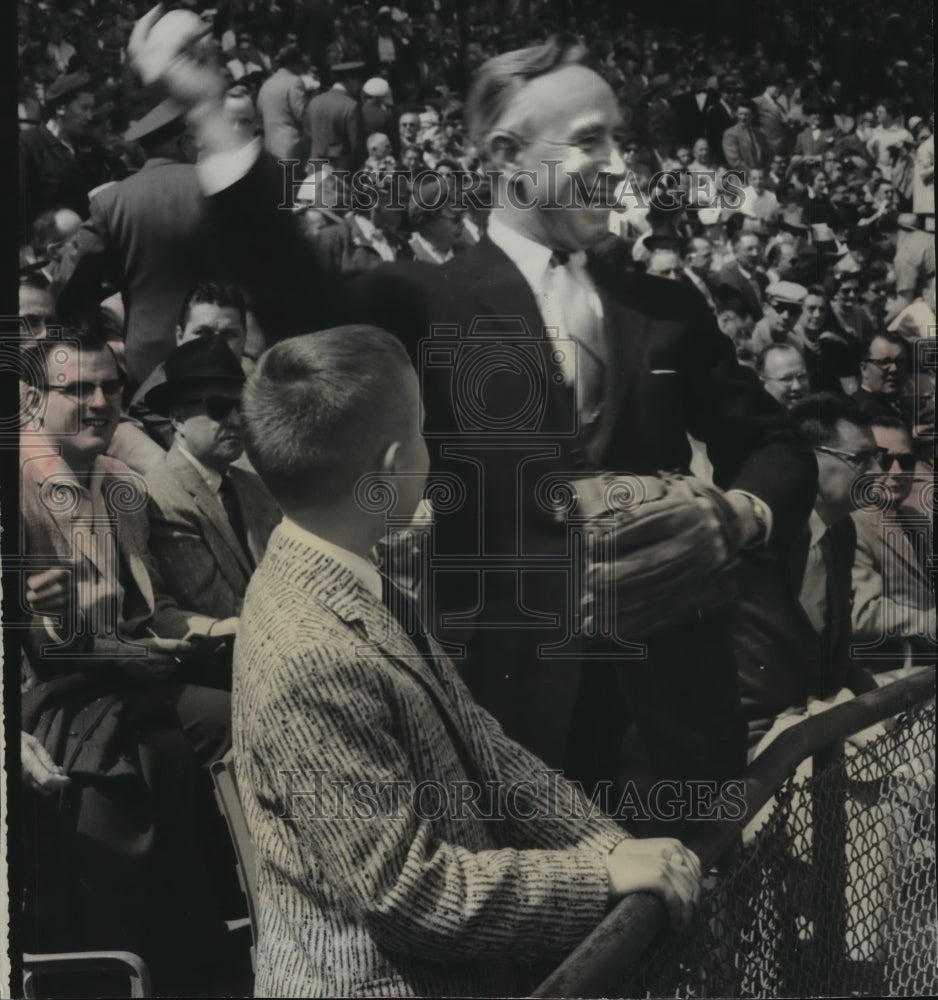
[14, 0, 935, 995]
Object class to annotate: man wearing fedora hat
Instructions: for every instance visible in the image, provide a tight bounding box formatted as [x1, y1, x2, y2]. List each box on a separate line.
[302, 59, 367, 171]
[19, 70, 106, 241]
[143, 337, 280, 670]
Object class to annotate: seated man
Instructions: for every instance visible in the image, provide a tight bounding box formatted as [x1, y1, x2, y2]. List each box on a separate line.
[855, 330, 914, 424]
[144, 336, 281, 677]
[126, 280, 250, 452]
[735, 393, 879, 751]
[233, 327, 701, 998]
[851, 415, 936, 675]
[19, 326, 233, 988]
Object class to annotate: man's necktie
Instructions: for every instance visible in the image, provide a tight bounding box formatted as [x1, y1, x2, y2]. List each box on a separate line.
[545, 251, 606, 446]
[218, 474, 255, 569]
[381, 573, 439, 673]
[748, 128, 759, 164]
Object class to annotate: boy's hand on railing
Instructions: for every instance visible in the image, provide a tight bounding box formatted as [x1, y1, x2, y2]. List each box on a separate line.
[605, 837, 702, 933]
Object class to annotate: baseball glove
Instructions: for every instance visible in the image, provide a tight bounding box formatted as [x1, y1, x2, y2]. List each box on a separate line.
[578, 473, 744, 637]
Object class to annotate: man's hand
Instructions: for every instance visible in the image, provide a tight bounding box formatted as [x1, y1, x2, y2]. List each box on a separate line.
[128, 4, 224, 113]
[116, 636, 193, 682]
[25, 567, 71, 617]
[605, 837, 702, 933]
[22, 731, 71, 795]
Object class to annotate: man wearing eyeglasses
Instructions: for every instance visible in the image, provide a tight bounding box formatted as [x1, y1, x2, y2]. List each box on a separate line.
[757, 344, 810, 409]
[851, 416, 936, 675]
[785, 393, 881, 699]
[855, 330, 913, 424]
[20, 327, 234, 986]
[143, 336, 281, 678]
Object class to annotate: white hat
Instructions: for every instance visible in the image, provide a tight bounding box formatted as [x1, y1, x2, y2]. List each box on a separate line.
[362, 77, 390, 98]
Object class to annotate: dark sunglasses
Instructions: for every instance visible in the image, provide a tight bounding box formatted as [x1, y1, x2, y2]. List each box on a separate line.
[875, 451, 917, 472]
[182, 396, 241, 421]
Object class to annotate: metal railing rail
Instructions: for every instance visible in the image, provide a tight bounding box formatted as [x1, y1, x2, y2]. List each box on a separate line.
[531, 666, 936, 999]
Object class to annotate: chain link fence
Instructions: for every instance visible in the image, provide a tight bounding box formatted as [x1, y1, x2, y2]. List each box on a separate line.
[623, 697, 936, 999]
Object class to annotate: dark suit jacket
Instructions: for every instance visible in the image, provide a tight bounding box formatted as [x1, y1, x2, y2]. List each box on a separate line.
[788, 516, 877, 700]
[55, 158, 218, 385]
[644, 97, 677, 152]
[302, 85, 365, 172]
[733, 545, 822, 749]
[310, 214, 414, 274]
[145, 443, 281, 622]
[853, 387, 913, 424]
[715, 260, 768, 320]
[19, 125, 104, 240]
[670, 90, 720, 147]
[361, 100, 395, 146]
[208, 151, 818, 787]
[704, 100, 736, 157]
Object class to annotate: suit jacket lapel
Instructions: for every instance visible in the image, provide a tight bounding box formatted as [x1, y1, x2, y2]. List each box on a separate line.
[460, 237, 577, 443]
[289, 540, 496, 786]
[228, 469, 277, 567]
[167, 445, 253, 578]
[586, 260, 653, 465]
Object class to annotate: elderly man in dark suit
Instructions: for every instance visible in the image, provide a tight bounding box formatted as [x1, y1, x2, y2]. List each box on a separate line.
[55, 98, 220, 387]
[143, 336, 281, 665]
[302, 60, 366, 172]
[130, 10, 818, 817]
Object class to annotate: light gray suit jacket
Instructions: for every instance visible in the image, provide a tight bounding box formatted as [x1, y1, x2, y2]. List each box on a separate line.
[257, 67, 308, 162]
[20, 445, 208, 677]
[851, 505, 936, 663]
[145, 443, 281, 622]
[232, 527, 627, 997]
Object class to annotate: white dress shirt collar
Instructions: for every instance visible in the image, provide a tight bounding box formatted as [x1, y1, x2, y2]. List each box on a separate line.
[411, 231, 454, 264]
[279, 517, 383, 599]
[487, 215, 587, 288]
[176, 443, 224, 496]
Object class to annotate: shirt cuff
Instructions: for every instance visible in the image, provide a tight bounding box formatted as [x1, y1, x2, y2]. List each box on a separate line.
[196, 137, 263, 195]
[727, 489, 773, 546]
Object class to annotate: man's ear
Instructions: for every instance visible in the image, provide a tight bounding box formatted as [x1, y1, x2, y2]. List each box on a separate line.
[169, 408, 187, 436]
[380, 441, 401, 474]
[175, 325, 184, 346]
[484, 128, 524, 172]
[22, 384, 43, 429]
